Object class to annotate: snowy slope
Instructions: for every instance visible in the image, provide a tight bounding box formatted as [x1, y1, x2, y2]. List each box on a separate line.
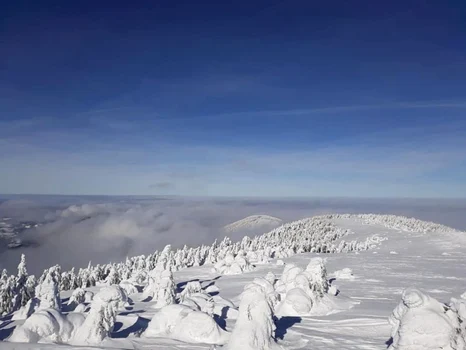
[224, 214, 283, 233]
[1, 214, 466, 349]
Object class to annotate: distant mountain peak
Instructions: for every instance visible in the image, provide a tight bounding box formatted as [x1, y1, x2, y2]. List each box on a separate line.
[224, 214, 283, 233]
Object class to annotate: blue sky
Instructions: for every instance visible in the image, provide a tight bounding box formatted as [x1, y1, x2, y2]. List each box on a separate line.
[1, 0, 466, 197]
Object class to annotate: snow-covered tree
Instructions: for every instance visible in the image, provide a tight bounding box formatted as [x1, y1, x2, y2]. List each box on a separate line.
[388, 288, 458, 350]
[227, 278, 278, 350]
[0, 275, 16, 315]
[304, 257, 328, 299]
[14, 254, 29, 308]
[105, 265, 120, 285]
[68, 288, 86, 309]
[153, 269, 175, 308]
[179, 281, 202, 302]
[35, 273, 61, 311]
[72, 285, 127, 345]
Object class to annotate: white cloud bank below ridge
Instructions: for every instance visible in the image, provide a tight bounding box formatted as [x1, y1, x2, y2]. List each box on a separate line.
[1, 196, 466, 275]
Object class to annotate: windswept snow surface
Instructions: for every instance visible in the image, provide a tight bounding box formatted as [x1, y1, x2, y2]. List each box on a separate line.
[2, 213, 466, 349]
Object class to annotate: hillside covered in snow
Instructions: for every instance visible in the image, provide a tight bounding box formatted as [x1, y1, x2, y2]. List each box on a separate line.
[1, 213, 466, 349]
[224, 214, 283, 233]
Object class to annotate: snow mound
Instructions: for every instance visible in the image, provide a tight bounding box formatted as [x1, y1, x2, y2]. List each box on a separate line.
[143, 304, 229, 345]
[224, 215, 283, 233]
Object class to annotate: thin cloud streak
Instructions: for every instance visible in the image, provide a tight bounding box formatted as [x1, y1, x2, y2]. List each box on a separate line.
[195, 100, 466, 119]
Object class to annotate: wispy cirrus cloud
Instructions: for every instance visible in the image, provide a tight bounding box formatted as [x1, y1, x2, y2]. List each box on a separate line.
[1, 99, 466, 197]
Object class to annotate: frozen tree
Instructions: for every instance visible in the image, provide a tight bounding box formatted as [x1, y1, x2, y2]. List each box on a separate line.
[14, 254, 29, 308]
[35, 273, 61, 311]
[72, 285, 127, 345]
[119, 280, 138, 296]
[105, 266, 120, 285]
[275, 263, 304, 295]
[276, 288, 313, 316]
[69, 268, 79, 290]
[213, 253, 254, 275]
[304, 257, 328, 299]
[0, 275, 16, 315]
[227, 278, 279, 350]
[130, 257, 147, 285]
[157, 245, 172, 270]
[153, 269, 176, 308]
[179, 281, 203, 302]
[143, 262, 164, 299]
[60, 271, 71, 291]
[24, 275, 37, 303]
[389, 288, 458, 350]
[68, 288, 86, 309]
[275, 258, 333, 316]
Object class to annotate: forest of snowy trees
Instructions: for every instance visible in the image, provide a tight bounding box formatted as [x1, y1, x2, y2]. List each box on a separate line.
[1, 213, 465, 348]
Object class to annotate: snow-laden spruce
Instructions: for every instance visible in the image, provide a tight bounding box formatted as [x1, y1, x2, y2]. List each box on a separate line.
[276, 257, 354, 317]
[213, 252, 255, 275]
[179, 280, 203, 302]
[71, 285, 127, 346]
[388, 288, 460, 350]
[227, 277, 280, 350]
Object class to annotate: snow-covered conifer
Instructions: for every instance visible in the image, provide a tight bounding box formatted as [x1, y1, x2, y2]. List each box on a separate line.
[68, 288, 86, 309]
[227, 278, 278, 350]
[0, 275, 15, 315]
[179, 281, 202, 302]
[105, 265, 120, 285]
[389, 288, 457, 350]
[304, 257, 328, 299]
[72, 285, 127, 345]
[35, 273, 61, 311]
[152, 269, 175, 308]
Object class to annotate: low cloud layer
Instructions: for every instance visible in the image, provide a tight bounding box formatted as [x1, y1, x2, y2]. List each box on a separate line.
[1, 196, 466, 275]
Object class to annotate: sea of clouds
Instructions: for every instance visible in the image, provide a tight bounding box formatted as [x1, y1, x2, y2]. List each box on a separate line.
[1, 195, 466, 275]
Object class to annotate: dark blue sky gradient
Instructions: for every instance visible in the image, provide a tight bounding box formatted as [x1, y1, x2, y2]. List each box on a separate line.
[1, 0, 466, 196]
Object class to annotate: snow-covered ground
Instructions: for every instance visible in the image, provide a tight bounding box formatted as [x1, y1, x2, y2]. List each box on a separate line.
[1, 213, 466, 349]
